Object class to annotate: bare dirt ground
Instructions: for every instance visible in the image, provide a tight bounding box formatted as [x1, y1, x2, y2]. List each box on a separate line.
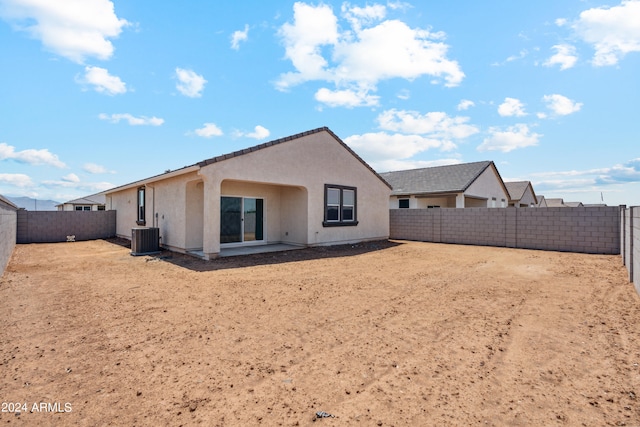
[0, 239, 639, 426]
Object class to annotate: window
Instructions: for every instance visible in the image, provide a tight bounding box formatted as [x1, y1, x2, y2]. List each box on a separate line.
[323, 184, 358, 227]
[398, 199, 410, 209]
[97, 205, 106, 211]
[75, 205, 91, 211]
[137, 187, 146, 225]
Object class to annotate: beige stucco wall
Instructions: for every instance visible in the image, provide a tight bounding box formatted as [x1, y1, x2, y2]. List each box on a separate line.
[518, 186, 537, 207]
[465, 167, 509, 208]
[107, 130, 390, 258]
[198, 131, 390, 258]
[107, 171, 202, 251]
[219, 180, 309, 246]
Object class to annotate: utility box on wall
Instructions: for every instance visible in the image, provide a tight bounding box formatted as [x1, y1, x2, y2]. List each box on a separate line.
[131, 227, 160, 256]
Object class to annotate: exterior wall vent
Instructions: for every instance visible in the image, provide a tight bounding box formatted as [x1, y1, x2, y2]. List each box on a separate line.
[131, 227, 160, 256]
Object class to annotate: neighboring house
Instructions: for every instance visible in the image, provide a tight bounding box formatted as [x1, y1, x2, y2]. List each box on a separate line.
[104, 127, 391, 259]
[564, 201, 584, 207]
[504, 181, 538, 207]
[57, 193, 106, 211]
[536, 195, 548, 207]
[380, 161, 510, 209]
[545, 198, 566, 207]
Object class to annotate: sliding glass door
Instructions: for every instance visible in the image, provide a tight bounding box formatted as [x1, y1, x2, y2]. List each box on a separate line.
[220, 197, 264, 244]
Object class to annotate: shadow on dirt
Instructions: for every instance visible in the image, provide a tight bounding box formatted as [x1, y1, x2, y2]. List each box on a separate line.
[105, 238, 402, 272]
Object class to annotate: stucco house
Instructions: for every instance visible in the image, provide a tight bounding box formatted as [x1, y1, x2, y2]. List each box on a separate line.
[504, 181, 538, 207]
[536, 195, 548, 207]
[380, 161, 510, 209]
[57, 193, 106, 211]
[545, 198, 566, 207]
[104, 127, 391, 259]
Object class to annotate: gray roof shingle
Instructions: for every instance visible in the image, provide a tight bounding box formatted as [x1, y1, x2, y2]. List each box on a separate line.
[380, 161, 494, 195]
[504, 181, 530, 201]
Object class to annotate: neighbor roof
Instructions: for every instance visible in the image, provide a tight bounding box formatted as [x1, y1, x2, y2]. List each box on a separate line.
[380, 161, 500, 196]
[545, 198, 565, 207]
[58, 193, 106, 206]
[504, 180, 537, 204]
[105, 127, 391, 194]
[0, 194, 18, 210]
[504, 181, 529, 201]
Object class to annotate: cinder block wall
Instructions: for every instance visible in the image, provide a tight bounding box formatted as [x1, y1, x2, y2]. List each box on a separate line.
[0, 200, 18, 276]
[16, 210, 116, 244]
[634, 208, 640, 294]
[390, 206, 621, 255]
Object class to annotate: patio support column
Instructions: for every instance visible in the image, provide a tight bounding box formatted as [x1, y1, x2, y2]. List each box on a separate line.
[456, 193, 465, 208]
[202, 178, 221, 259]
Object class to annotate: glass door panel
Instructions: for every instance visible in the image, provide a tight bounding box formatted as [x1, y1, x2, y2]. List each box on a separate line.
[220, 197, 242, 243]
[220, 197, 264, 244]
[243, 198, 264, 242]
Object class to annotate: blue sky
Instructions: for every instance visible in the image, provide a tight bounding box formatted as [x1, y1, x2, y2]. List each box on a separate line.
[1, 0, 639, 206]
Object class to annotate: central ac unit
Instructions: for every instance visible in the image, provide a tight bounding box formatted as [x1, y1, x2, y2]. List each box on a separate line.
[131, 227, 160, 256]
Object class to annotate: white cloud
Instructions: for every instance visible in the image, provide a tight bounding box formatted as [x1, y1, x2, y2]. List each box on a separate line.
[555, 18, 568, 27]
[531, 158, 640, 198]
[78, 66, 126, 95]
[498, 97, 527, 117]
[231, 24, 249, 50]
[542, 94, 583, 116]
[396, 89, 410, 100]
[99, 113, 164, 126]
[277, 2, 464, 107]
[377, 109, 479, 140]
[457, 99, 475, 111]
[478, 124, 541, 153]
[0, 0, 129, 63]
[345, 132, 452, 164]
[0, 142, 66, 168]
[236, 125, 270, 140]
[341, 3, 386, 31]
[175, 68, 207, 98]
[62, 173, 80, 183]
[315, 87, 379, 107]
[83, 163, 113, 174]
[544, 44, 578, 70]
[193, 123, 223, 138]
[573, 0, 640, 66]
[0, 173, 33, 187]
[41, 178, 114, 192]
[342, 109, 478, 169]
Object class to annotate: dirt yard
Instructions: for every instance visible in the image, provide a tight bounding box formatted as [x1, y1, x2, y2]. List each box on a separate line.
[0, 239, 639, 426]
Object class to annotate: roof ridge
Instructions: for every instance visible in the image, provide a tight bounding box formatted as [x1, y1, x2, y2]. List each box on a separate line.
[380, 160, 492, 176]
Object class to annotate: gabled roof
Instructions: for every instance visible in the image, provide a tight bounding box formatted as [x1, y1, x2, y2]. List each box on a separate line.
[0, 194, 18, 210]
[545, 198, 565, 207]
[380, 161, 500, 196]
[58, 193, 106, 206]
[504, 181, 529, 201]
[105, 127, 391, 194]
[504, 180, 537, 204]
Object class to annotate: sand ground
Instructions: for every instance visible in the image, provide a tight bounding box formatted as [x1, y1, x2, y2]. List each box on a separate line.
[0, 239, 639, 426]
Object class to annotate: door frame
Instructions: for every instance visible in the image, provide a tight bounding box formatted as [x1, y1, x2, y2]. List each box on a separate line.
[220, 195, 266, 248]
